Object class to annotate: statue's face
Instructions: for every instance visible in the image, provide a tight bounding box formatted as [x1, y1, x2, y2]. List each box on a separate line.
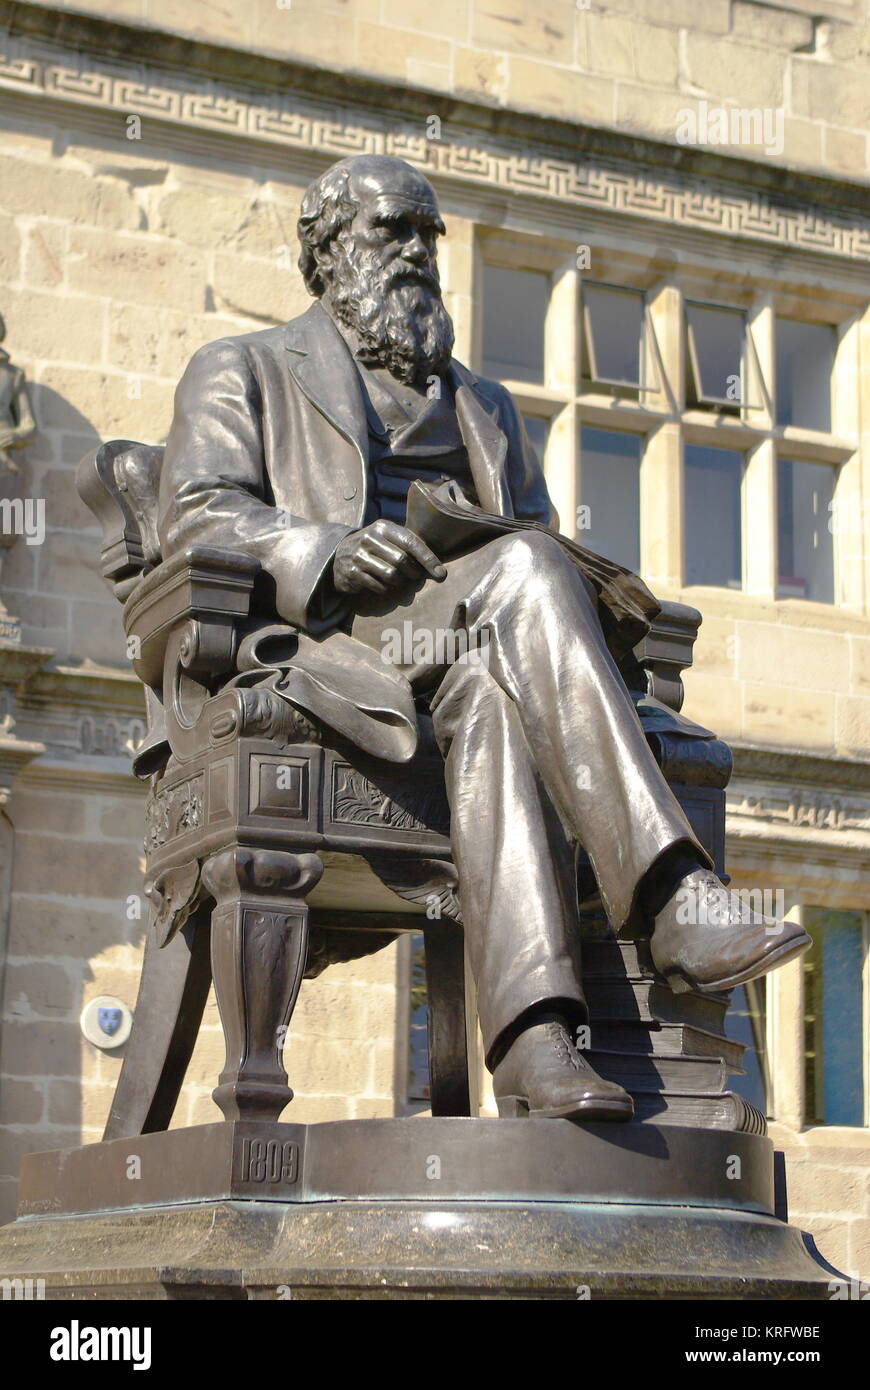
[320, 164, 454, 385]
[340, 168, 445, 298]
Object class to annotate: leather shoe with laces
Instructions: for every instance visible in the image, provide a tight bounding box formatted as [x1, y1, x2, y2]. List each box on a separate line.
[492, 1019, 634, 1121]
[650, 869, 811, 994]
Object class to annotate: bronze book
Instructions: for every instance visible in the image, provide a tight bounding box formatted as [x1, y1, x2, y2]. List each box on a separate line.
[405, 477, 661, 662]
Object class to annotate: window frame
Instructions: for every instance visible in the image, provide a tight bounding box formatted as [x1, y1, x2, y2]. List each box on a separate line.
[765, 904, 870, 1132]
[683, 440, 748, 591]
[800, 908, 869, 1129]
[775, 455, 839, 605]
[474, 228, 862, 608]
[480, 260, 552, 388]
[581, 280, 656, 395]
[685, 297, 753, 413]
[774, 314, 838, 434]
[577, 423, 645, 571]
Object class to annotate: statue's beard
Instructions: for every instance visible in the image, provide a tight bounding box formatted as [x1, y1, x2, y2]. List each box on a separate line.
[322, 244, 454, 385]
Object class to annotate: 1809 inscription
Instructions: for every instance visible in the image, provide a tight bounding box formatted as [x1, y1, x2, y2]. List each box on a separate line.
[239, 1137, 299, 1186]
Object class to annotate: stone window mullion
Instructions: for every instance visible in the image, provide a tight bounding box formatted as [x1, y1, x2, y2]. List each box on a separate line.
[833, 310, 868, 612]
[643, 282, 683, 590]
[547, 260, 579, 540]
[550, 403, 579, 543]
[766, 896, 807, 1129]
[742, 299, 776, 598]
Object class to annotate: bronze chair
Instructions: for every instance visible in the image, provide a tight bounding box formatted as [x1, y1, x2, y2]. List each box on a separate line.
[77, 438, 734, 1139]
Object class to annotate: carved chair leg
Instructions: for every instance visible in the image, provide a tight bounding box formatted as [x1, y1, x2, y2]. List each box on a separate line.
[201, 847, 324, 1122]
[103, 905, 212, 1141]
[422, 923, 472, 1117]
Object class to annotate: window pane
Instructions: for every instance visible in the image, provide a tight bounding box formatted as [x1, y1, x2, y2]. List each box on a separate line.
[686, 303, 745, 407]
[582, 284, 644, 388]
[777, 458, 835, 603]
[482, 264, 548, 384]
[522, 414, 550, 470]
[684, 445, 743, 588]
[803, 909, 865, 1127]
[578, 427, 641, 571]
[776, 319, 835, 432]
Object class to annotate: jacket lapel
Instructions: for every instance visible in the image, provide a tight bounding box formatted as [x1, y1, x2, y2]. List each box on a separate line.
[285, 302, 369, 468]
[284, 306, 512, 521]
[449, 362, 513, 518]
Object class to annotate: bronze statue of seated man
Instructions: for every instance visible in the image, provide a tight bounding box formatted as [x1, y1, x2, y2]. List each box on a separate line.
[158, 153, 809, 1123]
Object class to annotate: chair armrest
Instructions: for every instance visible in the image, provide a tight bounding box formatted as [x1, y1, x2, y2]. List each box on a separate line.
[623, 600, 703, 713]
[123, 546, 261, 687]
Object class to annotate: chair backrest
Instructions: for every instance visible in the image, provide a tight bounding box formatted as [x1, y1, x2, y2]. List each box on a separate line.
[76, 439, 165, 602]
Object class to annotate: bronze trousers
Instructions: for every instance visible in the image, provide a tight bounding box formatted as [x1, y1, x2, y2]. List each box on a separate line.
[349, 531, 707, 1065]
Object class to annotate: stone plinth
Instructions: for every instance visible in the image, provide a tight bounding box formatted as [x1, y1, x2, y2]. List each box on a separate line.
[0, 1118, 838, 1299]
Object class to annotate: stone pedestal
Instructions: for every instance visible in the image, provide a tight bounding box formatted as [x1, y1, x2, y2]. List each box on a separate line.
[0, 1118, 837, 1299]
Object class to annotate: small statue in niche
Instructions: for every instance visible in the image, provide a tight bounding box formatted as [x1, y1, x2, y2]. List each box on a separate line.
[0, 312, 38, 639]
[0, 313, 36, 469]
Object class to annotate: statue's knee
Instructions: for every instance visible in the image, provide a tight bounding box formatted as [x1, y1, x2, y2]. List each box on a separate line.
[490, 532, 596, 619]
[491, 530, 569, 582]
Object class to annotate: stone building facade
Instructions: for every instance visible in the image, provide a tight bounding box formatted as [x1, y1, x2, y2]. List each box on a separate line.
[0, 0, 867, 1280]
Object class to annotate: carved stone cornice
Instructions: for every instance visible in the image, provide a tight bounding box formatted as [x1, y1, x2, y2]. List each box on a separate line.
[25, 661, 143, 714]
[22, 754, 145, 797]
[0, 652, 146, 771]
[0, 2, 867, 264]
[730, 742, 870, 794]
[727, 777, 870, 839]
[0, 639, 53, 690]
[725, 743, 870, 870]
[0, 731, 45, 805]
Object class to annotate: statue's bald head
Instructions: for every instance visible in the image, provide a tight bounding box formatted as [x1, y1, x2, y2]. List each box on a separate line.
[296, 154, 453, 385]
[297, 155, 443, 297]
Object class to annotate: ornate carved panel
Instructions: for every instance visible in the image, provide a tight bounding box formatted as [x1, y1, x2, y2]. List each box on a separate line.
[331, 762, 450, 836]
[144, 772, 204, 852]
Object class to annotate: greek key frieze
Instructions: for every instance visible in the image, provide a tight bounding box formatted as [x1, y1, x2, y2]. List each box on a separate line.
[0, 33, 866, 263]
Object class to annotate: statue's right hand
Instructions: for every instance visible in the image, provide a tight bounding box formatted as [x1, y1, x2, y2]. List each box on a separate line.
[332, 519, 447, 595]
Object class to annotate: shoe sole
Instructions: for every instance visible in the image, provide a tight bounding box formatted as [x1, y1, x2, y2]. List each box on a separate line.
[664, 931, 812, 995]
[496, 1094, 634, 1122]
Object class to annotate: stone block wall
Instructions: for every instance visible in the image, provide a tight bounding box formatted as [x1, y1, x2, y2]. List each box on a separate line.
[769, 1122, 870, 1280]
[0, 775, 147, 1221]
[681, 592, 870, 762]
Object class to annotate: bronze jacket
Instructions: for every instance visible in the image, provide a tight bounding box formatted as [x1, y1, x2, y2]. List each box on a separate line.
[157, 299, 558, 762]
